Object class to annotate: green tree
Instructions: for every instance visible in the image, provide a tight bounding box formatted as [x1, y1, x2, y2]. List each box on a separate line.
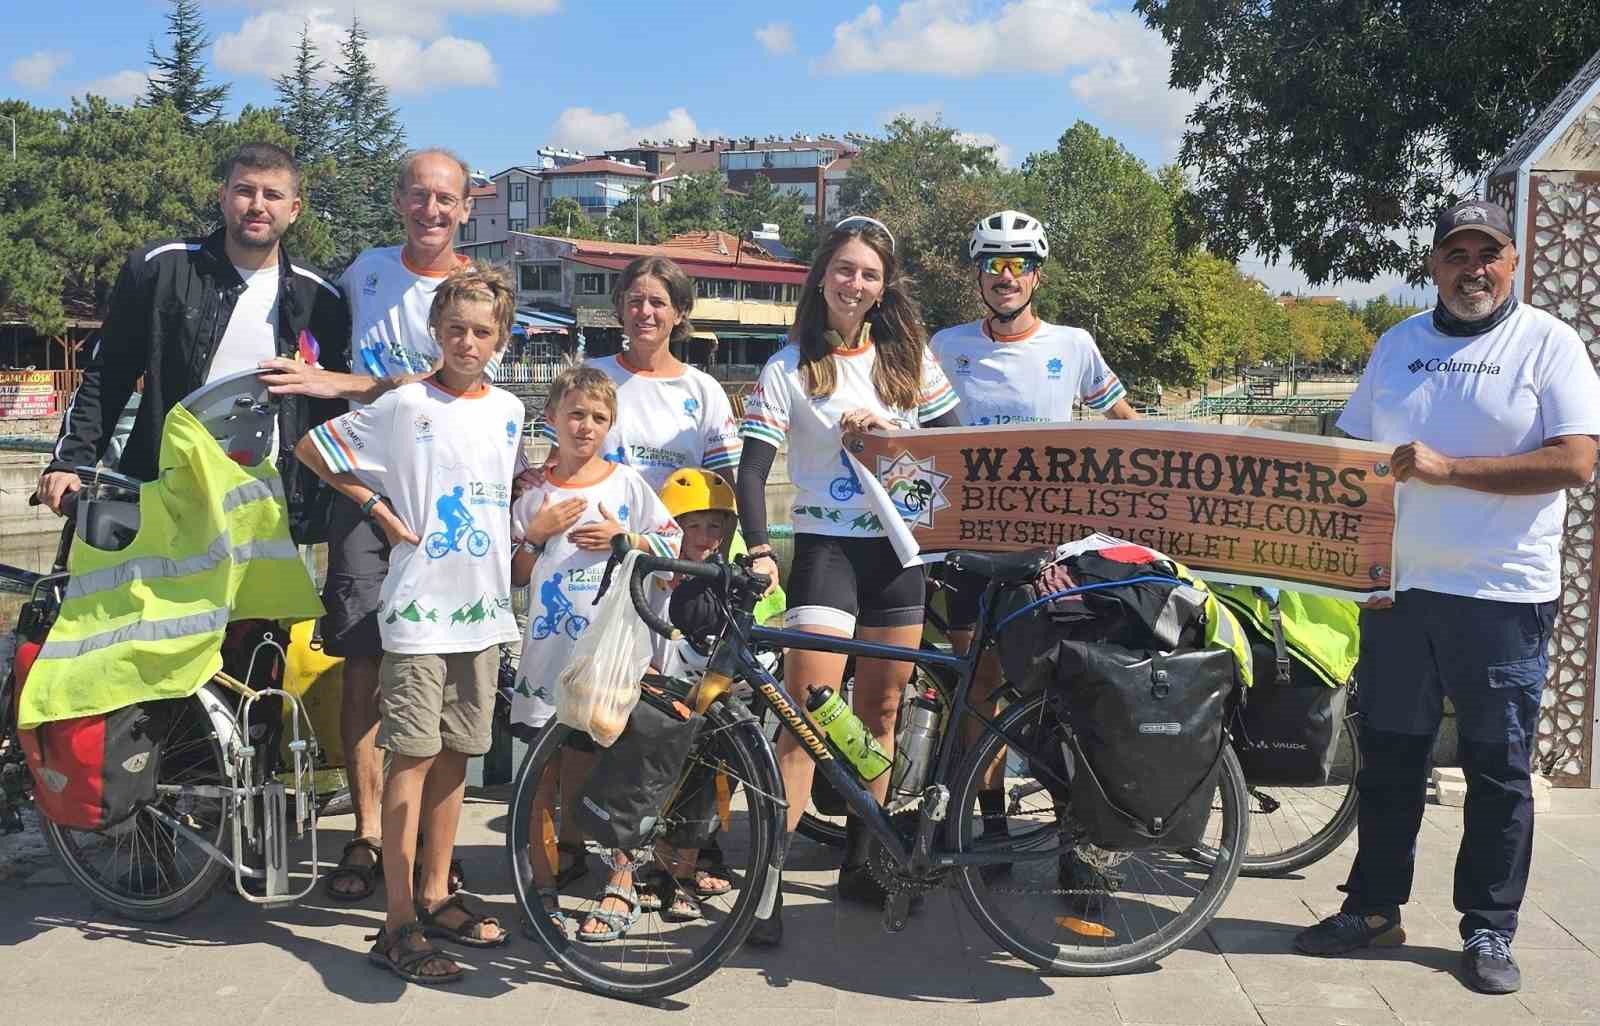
[545, 197, 601, 240]
[325, 18, 406, 266]
[661, 172, 727, 236]
[1158, 251, 1257, 386]
[1134, 1, 1600, 283]
[838, 117, 1014, 332]
[143, 0, 229, 129]
[1359, 295, 1423, 339]
[273, 22, 334, 163]
[0, 99, 218, 333]
[1023, 122, 1177, 383]
[604, 183, 667, 244]
[726, 174, 813, 260]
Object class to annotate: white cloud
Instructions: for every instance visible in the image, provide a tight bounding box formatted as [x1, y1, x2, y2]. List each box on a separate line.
[215, 7, 499, 94]
[81, 69, 151, 103]
[546, 106, 702, 154]
[755, 21, 796, 56]
[821, 1, 1196, 151]
[219, 1, 561, 39]
[10, 50, 69, 89]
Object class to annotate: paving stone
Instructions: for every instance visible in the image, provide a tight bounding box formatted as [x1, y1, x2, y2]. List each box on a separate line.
[1109, 968, 1263, 1025]
[1254, 1006, 1403, 1026]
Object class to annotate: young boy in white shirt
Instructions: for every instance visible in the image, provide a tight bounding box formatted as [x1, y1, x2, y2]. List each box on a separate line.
[297, 264, 522, 984]
[509, 365, 681, 942]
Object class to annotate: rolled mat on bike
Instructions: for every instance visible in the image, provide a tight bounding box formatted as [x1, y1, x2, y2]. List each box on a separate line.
[16, 402, 324, 731]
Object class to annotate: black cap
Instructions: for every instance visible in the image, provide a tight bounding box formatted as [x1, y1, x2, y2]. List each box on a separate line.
[1432, 199, 1513, 249]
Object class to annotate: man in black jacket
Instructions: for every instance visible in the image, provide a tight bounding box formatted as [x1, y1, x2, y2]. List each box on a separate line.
[37, 142, 350, 543]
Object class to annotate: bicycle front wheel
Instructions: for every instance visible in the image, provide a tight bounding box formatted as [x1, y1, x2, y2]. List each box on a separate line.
[509, 699, 782, 1001]
[949, 693, 1248, 974]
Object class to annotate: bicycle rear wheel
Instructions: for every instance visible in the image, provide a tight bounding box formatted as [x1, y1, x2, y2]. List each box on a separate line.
[509, 700, 781, 1001]
[42, 694, 231, 921]
[1188, 714, 1360, 877]
[949, 693, 1248, 974]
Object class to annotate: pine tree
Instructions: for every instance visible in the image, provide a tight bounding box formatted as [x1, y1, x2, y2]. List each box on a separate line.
[273, 22, 333, 162]
[326, 18, 406, 265]
[143, 0, 229, 128]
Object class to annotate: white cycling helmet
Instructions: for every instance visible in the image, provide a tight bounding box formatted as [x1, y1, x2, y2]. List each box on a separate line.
[969, 210, 1049, 262]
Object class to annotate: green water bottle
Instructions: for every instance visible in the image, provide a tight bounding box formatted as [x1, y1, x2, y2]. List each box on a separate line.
[805, 686, 892, 781]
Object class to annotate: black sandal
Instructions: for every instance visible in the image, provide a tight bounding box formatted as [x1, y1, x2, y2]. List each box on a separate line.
[367, 921, 463, 985]
[326, 837, 383, 903]
[415, 892, 509, 948]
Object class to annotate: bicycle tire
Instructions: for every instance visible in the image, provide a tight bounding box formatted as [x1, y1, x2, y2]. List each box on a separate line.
[1186, 714, 1361, 877]
[424, 533, 451, 560]
[42, 694, 231, 921]
[509, 700, 782, 1001]
[467, 529, 491, 557]
[949, 693, 1248, 974]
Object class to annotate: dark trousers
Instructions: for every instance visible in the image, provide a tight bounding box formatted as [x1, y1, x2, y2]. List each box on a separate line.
[1340, 589, 1553, 940]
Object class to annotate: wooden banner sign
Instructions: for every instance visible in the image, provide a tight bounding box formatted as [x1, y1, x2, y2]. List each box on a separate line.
[847, 421, 1398, 599]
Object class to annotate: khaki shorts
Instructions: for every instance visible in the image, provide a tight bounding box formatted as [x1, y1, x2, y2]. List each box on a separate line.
[377, 647, 499, 758]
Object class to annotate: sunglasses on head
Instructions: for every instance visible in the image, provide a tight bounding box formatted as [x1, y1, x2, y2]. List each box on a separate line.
[979, 255, 1042, 277]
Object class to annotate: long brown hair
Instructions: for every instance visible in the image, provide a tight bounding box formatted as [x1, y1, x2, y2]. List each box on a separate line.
[791, 220, 926, 410]
[613, 255, 696, 346]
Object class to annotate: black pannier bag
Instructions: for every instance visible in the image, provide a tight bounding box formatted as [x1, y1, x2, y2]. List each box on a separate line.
[994, 547, 1209, 694]
[575, 680, 703, 850]
[1053, 643, 1235, 851]
[1227, 601, 1349, 787]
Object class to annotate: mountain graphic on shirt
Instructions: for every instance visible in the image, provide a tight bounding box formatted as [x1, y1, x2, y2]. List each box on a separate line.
[451, 597, 489, 624]
[386, 600, 439, 624]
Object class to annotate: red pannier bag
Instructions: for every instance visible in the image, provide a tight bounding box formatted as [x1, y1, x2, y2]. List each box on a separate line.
[13, 637, 161, 831]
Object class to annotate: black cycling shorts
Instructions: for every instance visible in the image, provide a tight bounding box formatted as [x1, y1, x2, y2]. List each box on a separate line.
[785, 533, 925, 632]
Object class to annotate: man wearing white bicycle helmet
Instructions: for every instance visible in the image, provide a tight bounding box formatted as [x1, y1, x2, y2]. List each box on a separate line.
[930, 210, 1138, 883]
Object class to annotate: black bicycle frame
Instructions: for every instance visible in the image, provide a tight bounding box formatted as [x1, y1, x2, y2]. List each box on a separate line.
[719, 586, 1060, 874]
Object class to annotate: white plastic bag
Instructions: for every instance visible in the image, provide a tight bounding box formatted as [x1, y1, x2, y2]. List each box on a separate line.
[555, 548, 653, 747]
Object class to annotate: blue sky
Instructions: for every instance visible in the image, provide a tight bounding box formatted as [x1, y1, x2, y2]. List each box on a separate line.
[5, 1, 1425, 302]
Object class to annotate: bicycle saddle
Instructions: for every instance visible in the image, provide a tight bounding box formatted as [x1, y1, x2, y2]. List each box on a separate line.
[176, 368, 278, 467]
[944, 548, 1054, 584]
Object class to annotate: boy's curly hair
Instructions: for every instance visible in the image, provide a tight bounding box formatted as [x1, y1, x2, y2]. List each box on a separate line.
[428, 261, 516, 346]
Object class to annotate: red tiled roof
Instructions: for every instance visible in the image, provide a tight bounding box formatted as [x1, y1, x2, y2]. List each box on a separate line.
[572, 254, 805, 286]
[540, 159, 652, 177]
[522, 229, 808, 284]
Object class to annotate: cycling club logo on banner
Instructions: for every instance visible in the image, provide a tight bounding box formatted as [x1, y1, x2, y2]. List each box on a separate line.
[877, 450, 951, 528]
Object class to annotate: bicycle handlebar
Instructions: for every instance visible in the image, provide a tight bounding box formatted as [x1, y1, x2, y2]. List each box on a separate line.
[605, 534, 771, 642]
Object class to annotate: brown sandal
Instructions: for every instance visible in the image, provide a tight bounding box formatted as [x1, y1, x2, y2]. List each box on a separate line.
[326, 837, 382, 902]
[415, 892, 508, 948]
[367, 921, 463, 985]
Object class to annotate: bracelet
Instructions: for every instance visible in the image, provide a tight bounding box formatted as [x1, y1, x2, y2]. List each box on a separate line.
[747, 546, 774, 559]
[359, 494, 382, 519]
[518, 538, 544, 556]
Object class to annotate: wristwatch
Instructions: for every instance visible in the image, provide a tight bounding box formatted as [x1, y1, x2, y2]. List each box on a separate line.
[360, 494, 383, 520]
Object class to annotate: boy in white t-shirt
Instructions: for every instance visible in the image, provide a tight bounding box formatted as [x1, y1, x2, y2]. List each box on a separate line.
[297, 264, 521, 983]
[509, 365, 681, 941]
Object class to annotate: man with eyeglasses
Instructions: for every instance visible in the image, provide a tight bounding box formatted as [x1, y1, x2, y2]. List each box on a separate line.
[929, 209, 1138, 894]
[258, 148, 482, 909]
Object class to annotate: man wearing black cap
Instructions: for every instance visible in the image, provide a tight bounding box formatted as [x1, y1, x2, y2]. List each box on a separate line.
[1293, 199, 1600, 994]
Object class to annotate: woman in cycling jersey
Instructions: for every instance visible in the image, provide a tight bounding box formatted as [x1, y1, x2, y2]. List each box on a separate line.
[736, 215, 961, 946]
[531, 255, 740, 493]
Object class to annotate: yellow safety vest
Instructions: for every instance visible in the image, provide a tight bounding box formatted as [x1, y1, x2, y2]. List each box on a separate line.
[18, 403, 324, 729]
[1158, 558, 1255, 690]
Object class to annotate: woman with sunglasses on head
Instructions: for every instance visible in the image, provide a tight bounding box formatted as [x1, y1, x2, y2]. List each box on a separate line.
[735, 215, 962, 946]
[928, 210, 1138, 880]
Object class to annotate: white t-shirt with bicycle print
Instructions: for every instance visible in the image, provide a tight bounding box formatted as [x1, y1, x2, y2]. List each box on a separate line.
[508, 462, 681, 729]
[740, 340, 958, 537]
[307, 379, 524, 655]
